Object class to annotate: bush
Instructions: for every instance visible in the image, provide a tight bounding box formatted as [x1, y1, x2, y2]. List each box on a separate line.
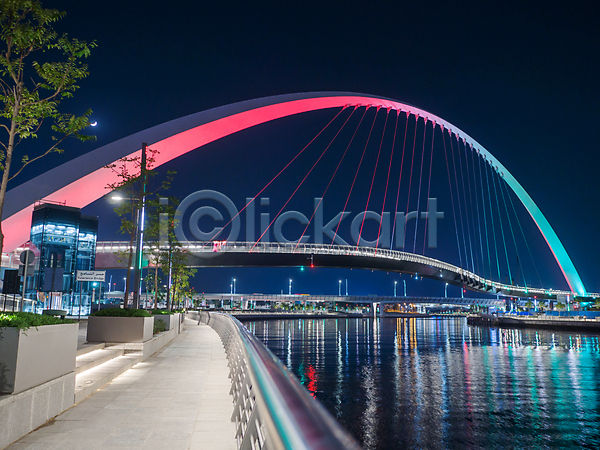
[90, 308, 151, 317]
[153, 319, 167, 334]
[151, 309, 174, 315]
[0, 312, 74, 330]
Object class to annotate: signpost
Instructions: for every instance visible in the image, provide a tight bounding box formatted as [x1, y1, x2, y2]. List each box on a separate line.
[76, 270, 106, 282]
[76, 271, 106, 319]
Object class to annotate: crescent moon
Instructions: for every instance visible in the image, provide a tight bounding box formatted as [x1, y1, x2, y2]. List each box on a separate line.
[90, 121, 98, 126]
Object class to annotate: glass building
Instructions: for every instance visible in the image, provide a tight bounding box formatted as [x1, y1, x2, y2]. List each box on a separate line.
[28, 203, 98, 313]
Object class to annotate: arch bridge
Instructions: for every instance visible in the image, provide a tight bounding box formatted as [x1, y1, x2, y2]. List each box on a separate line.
[2, 92, 588, 298]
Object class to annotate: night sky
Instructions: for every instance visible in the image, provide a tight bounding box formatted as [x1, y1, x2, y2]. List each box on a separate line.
[9, 1, 600, 296]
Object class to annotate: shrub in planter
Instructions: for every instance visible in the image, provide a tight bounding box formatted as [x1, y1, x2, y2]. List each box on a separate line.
[87, 308, 153, 343]
[153, 319, 167, 335]
[90, 308, 151, 317]
[153, 311, 179, 331]
[0, 312, 77, 394]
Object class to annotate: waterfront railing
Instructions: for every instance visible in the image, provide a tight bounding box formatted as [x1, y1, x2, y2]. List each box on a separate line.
[193, 311, 361, 450]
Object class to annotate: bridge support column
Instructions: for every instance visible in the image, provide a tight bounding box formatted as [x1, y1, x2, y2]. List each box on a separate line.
[380, 303, 385, 318]
[372, 302, 377, 319]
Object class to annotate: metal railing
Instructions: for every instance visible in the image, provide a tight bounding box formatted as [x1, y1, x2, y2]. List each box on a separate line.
[192, 311, 361, 450]
[96, 240, 580, 298]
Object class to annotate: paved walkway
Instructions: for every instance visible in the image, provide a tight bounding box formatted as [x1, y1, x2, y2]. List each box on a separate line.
[6, 320, 237, 450]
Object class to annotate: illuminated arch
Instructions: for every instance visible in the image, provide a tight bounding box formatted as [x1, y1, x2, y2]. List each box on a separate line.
[2, 92, 586, 295]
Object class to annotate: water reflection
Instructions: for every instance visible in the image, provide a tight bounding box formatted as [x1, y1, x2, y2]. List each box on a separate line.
[245, 318, 600, 449]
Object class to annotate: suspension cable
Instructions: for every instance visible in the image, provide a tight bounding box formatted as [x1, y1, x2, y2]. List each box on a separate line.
[294, 107, 359, 250]
[390, 112, 410, 250]
[211, 106, 348, 242]
[332, 107, 376, 244]
[456, 138, 476, 272]
[463, 143, 480, 275]
[483, 159, 502, 281]
[358, 108, 389, 247]
[497, 170, 526, 288]
[252, 107, 354, 250]
[477, 153, 493, 283]
[449, 133, 470, 270]
[469, 147, 487, 280]
[421, 122, 436, 255]
[376, 110, 399, 251]
[490, 165, 512, 284]
[501, 176, 544, 289]
[442, 128, 463, 268]
[403, 115, 419, 250]
[412, 118, 428, 253]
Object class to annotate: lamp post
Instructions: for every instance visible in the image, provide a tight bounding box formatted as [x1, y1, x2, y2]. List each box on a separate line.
[233, 278, 236, 295]
[445, 283, 448, 298]
[339, 280, 342, 296]
[289, 279, 292, 295]
[110, 143, 147, 309]
[123, 277, 126, 292]
[394, 280, 397, 297]
[403, 280, 406, 297]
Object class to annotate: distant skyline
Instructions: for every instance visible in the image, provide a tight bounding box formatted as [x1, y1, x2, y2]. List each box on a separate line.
[6, 0, 599, 295]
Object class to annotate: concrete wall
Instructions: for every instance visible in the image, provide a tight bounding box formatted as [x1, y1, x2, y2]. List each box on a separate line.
[0, 323, 77, 394]
[0, 372, 75, 449]
[87, 316, 153, 343]
[153, 314, 178, 331]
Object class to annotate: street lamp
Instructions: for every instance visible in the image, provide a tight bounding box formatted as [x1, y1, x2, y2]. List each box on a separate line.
[445, 283, 448, 298]
[339, 280, 342, 296]
[289, 279, 292, 295]
[123, 277, 126, 292]
[110, 143, 147, 309]
[233, 278, 236, 295]
[394, 280, 397, 297]
[403, 280, 407, 297]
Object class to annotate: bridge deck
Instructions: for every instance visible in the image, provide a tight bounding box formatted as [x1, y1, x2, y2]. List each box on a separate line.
[6, 319, 236, 450]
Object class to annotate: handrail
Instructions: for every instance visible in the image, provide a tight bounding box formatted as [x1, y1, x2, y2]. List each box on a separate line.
[197, 311, 361, 450]
[95, 240, 582, 298]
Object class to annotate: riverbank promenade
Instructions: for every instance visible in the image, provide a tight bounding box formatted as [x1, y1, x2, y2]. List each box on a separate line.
[5, 319, 236, 450]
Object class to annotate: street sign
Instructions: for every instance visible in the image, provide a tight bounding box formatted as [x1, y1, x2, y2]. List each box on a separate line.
[19, 250, 35, 265]
[76, 270, 106, 282]
[18, 265, 35, 276]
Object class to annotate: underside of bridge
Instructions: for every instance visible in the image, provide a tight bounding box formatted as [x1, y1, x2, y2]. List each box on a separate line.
[95, 250, 560, 300]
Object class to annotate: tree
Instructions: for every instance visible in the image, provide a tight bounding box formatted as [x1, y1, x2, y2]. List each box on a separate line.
[148, 200, 196, 310]
[106, 147, 173, 307]
[0, 0, 96, 252]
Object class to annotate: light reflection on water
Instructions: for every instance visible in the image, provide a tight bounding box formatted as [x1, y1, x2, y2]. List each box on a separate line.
[245, 317, 600, 450]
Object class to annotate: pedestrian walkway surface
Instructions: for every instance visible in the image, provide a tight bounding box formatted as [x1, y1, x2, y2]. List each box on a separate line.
[6, 320, 236, 450]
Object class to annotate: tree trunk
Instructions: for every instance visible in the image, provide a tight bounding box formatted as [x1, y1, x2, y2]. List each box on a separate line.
[0, 94, 22, 256]
[153, 263, 158, 310]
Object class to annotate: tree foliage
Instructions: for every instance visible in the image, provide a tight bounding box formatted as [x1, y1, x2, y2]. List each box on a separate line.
[0, 0, 96, 252]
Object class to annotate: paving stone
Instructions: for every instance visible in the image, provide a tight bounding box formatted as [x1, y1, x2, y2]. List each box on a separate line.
[6, 322, 236, 450]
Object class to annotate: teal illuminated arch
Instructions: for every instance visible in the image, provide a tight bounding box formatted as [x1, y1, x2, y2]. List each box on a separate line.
[2, 92, 586, 295]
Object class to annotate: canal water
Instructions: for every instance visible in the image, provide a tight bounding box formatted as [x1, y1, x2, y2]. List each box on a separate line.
[245, 317, 600, 450]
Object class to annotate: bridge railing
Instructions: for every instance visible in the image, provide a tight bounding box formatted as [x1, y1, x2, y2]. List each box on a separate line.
[193, 311, 361, 450]
[94, 240, 575, 298]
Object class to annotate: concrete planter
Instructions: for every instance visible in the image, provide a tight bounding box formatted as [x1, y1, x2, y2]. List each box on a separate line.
[153, 314, 178, 331]
[0, 323, 78, 394]
[87, 316, 153, 343]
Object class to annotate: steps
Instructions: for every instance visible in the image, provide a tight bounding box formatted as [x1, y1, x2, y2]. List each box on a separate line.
[74, 344, 142, 404]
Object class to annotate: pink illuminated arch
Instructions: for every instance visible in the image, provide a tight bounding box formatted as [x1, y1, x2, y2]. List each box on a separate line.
[1, 92, 586, 295]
